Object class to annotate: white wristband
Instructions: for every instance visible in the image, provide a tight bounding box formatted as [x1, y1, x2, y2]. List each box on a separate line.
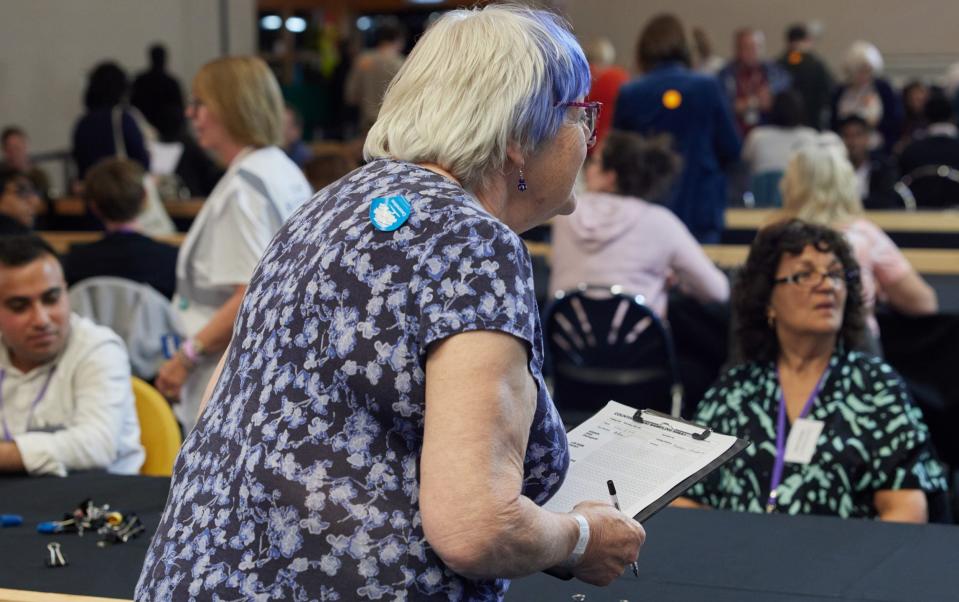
[561, 512, 590, 569]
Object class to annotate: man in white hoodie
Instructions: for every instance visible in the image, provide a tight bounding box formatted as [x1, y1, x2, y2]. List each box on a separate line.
[0, 234, 143, 476]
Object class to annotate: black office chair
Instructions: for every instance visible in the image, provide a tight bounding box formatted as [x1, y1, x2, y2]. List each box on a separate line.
[879, 311, 959, 524]
[896, 164, 959, 210]
[543, 285, 683, 428]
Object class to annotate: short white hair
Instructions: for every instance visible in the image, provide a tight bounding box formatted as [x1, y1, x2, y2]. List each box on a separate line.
[584, 37, 616, 67]
[843, 41, 884, 78]
[364, 4, 590, 192]
[781, 133, 863, 225]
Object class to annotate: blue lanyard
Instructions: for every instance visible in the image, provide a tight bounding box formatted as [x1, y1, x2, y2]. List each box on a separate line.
[766, 366, 829, 513]
[0, 366, 57, 441]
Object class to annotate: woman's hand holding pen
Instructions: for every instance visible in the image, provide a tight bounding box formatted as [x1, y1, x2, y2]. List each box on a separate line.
[568, 500, 645, 586]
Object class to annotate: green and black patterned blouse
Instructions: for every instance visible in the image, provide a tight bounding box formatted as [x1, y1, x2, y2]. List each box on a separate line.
[686, 348, 947, 518]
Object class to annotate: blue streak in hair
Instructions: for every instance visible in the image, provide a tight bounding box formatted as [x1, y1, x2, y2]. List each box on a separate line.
[514, 11, 591, 150]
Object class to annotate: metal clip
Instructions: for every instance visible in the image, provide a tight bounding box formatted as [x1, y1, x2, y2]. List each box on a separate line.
[46, 542, 67, 567]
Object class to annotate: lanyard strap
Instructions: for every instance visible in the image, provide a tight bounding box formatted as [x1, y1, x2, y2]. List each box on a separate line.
[0, 366, 57, 441]
[766, 366, 829, 513]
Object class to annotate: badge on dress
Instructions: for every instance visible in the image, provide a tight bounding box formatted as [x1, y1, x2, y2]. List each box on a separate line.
[370, 195, 412, 232]
[783, 418, 824, 464]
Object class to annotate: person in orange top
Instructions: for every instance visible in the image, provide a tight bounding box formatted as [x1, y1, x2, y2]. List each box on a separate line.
[585, 37, 629, 152]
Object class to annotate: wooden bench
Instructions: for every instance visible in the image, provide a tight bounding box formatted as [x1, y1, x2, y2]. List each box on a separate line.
[49, 198, 205, 220]
[724, 208, 959, 234]
[40, 231, 185, 254]
[37, 232, 959, 276]
[524, 241, 959, 276]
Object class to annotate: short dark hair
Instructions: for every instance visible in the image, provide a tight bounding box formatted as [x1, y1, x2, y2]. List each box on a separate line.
[636, 14, 691, 72]
[836, 114, 871, 133]
[769, 90, 806, 128]
[149, 43, 167, 68]
[924, 89, 954, 124]
[1, 126, 25, 146]
[0, 234, 58, 268]
[735, 219, 865, 363]
[84, 61, 129, 110]
[599, 130, 681, 200]
[786, 24, 808, 43]
[83, 158, 146, 223]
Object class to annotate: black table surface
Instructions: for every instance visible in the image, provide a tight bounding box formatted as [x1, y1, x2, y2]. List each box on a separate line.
[509, 508, 959, 602]
[0, 473, 170, 599]
[2, 474, 958, 601]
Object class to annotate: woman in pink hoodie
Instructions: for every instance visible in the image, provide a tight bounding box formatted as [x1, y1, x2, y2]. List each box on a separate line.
[550, 130, 729, 317]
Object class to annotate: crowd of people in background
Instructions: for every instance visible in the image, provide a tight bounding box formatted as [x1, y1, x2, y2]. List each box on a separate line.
[0, 5, 956, 599]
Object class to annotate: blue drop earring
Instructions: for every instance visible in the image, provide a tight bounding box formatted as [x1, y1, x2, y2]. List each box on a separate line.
[517, 169, 527, 192]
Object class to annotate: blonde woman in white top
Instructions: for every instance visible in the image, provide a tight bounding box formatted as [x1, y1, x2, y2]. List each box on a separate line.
[155, 57, 312, 432]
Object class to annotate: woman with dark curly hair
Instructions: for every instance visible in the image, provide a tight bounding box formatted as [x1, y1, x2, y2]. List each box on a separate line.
[674, 219, 946, 521]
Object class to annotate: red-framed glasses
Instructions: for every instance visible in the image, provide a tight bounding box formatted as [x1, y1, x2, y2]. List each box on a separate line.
[560, 101, 603, 147]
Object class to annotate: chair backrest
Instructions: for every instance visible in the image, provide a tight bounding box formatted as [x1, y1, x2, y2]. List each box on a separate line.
[898, 165, 959, 210]
[69, 277, 182, 380]
[131, 377, 182, 477]
[748, 170, 784, 208]
[543, 285, 682, 425]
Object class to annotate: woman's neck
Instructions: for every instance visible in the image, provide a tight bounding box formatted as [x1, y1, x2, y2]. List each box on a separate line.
[218, 141, 249, 166]
[777, 332, 836, 375]
[103, 220, 139, 233]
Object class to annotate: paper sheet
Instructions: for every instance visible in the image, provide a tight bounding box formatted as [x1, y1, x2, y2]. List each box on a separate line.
[543, 401, 738, 518]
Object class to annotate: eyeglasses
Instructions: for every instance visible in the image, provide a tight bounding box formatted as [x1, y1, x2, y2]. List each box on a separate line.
[187, 97, 204, 112]
[560, 101, 602, 148]
[773, 268, 854, 290]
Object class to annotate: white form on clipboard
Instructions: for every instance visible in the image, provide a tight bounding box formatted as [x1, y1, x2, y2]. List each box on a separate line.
[543, 401, 749, 522]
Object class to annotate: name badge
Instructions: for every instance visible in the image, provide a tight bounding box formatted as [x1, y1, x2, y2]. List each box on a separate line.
[370, 195, 412, 232]
[783, 418, 824, 464]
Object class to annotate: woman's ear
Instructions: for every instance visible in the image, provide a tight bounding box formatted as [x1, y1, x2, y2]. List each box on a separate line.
[505, 141, 525, 173]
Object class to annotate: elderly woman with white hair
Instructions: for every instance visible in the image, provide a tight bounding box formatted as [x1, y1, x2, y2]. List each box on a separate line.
[830, 41, 904, 154]
[136, 5, 644, 601]
[780, 134, 937, 344]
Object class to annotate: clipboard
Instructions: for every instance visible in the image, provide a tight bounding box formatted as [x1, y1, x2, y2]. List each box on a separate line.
[629, 408, 750, 522]
[543, 401, 751, 524]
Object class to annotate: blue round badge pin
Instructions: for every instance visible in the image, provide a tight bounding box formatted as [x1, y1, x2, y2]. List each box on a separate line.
[370, 195, 412, 232]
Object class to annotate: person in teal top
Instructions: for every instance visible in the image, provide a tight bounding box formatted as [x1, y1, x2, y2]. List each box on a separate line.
[678, 219, 946, 521]
[613, 14, 741, 243]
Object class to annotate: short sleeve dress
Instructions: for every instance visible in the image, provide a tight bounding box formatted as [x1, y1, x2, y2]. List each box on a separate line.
[686, 349, 946, 518]
[135, 159, 570, 601]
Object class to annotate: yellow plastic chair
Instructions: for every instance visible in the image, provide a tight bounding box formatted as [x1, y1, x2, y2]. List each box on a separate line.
[131, 377, 183, 477]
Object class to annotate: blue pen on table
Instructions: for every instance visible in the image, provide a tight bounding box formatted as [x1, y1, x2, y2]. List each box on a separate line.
[1, 514, 23, 527]
[606, 480, 639, 577]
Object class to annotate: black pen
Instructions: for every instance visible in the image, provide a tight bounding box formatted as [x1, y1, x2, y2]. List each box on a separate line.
[607, 480, 639, 577]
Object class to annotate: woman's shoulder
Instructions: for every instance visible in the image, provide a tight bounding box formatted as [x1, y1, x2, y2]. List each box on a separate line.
[840, 349, 905, 388]
[702, 361, 770, 404]
[237, 145, 305, 177]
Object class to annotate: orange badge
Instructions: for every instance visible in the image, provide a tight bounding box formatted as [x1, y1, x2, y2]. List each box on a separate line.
[788, 51, 802, 65]
[662, 89, 682, 110]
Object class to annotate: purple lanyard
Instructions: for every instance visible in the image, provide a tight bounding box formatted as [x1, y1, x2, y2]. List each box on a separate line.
[766, 366, 829, 513]
[0, 366, 57, 442]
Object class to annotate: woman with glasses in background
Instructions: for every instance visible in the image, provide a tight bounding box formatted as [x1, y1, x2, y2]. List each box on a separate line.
[138, 6, 643, 601]
[674, 219, 945, 522]
[153, 56, 312, 433]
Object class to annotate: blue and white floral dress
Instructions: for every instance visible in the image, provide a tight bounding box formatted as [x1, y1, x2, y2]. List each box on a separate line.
[136, 159, 570, 601]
